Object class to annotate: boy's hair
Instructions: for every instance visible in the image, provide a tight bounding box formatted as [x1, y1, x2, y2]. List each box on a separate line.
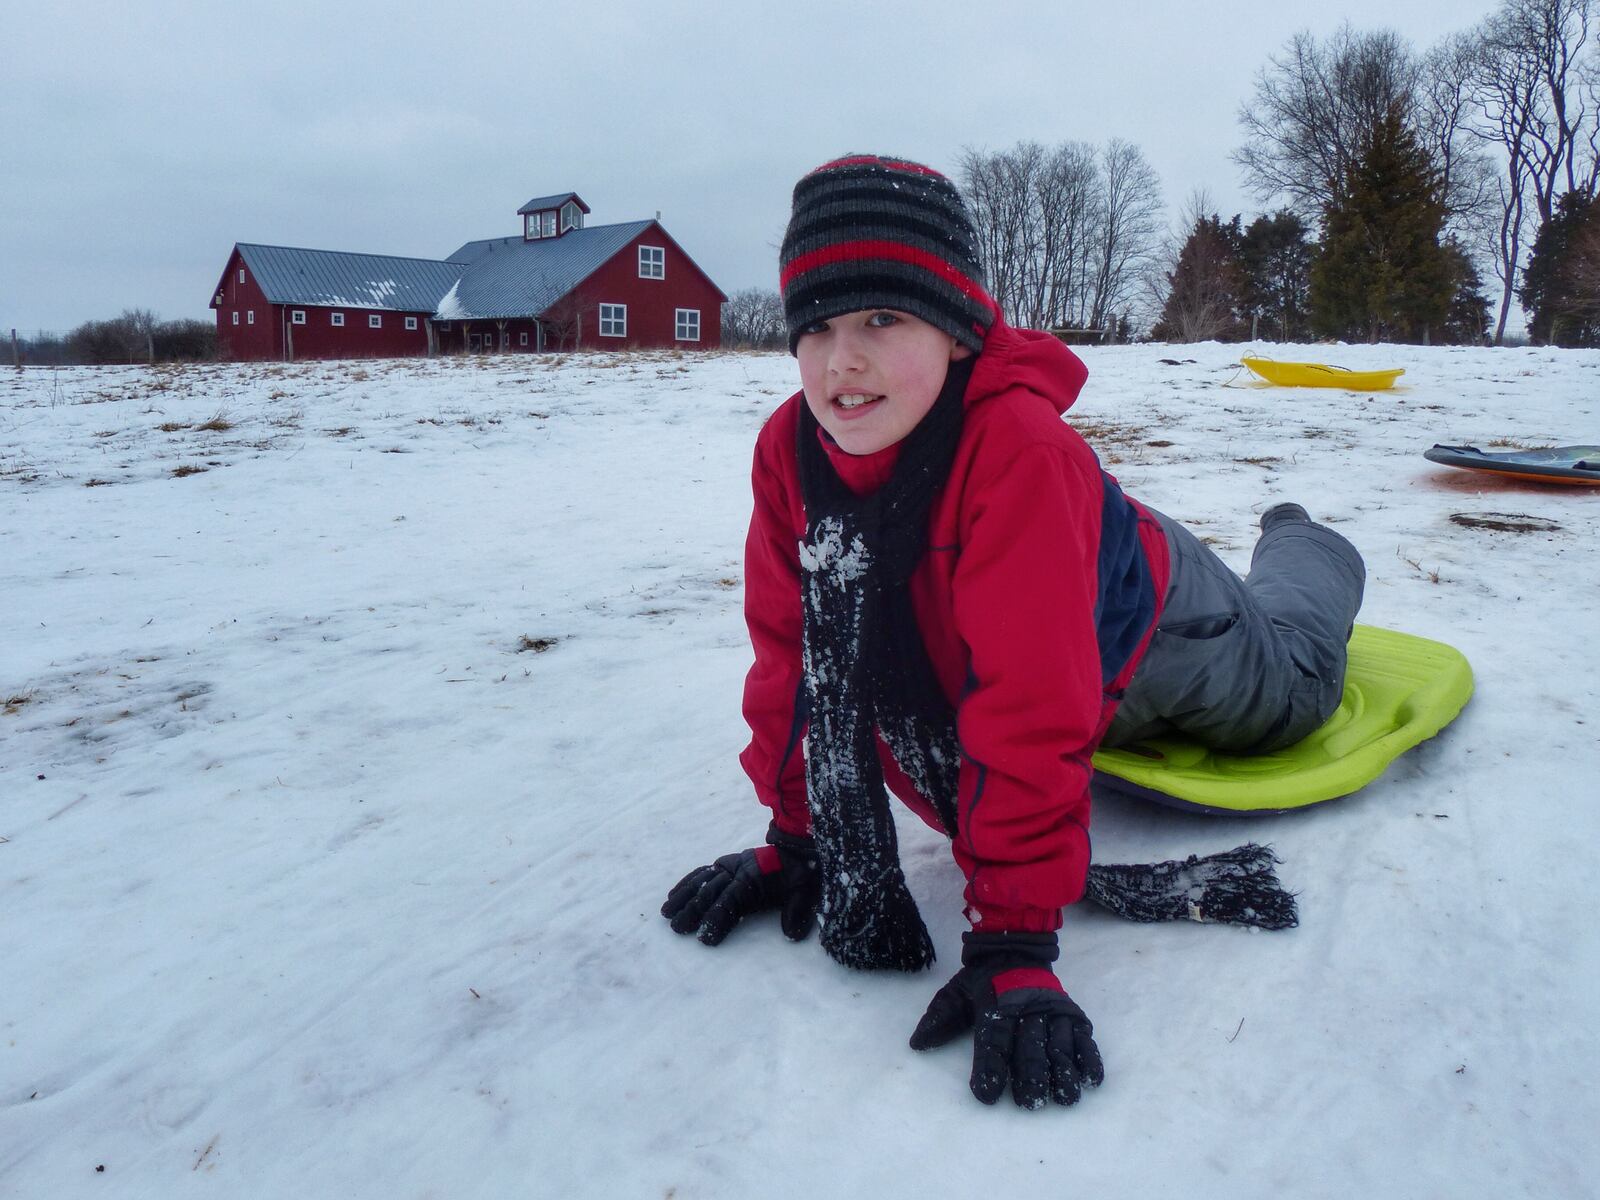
[779, 154, 996, 354]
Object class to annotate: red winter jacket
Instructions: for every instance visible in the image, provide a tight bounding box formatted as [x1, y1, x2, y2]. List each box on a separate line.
[739, 320, 1171, 934]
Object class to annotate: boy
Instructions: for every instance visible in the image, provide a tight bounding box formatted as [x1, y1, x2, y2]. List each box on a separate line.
[662, 154, 1365, 1111]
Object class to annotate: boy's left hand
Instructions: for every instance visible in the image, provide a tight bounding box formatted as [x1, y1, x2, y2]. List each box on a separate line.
[909, 931, 1103, 1109]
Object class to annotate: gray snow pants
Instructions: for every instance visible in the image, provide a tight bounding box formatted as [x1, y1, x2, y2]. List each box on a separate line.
[1103, 508, 1367, 754]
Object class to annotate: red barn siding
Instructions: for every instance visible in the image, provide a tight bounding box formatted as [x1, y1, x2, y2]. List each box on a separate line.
[565, 226, 725, 350]
[213, 250, 280, 360]
[277, 306, 433, 361]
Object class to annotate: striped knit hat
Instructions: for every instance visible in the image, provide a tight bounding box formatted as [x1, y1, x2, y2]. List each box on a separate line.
[779, 154, 996, 354]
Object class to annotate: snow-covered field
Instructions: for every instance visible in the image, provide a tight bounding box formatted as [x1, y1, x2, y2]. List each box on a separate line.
[3, 344, 1597, 1198]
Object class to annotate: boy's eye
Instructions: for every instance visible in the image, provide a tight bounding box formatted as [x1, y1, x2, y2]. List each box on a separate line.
[798, 319, 829, 337]
[866, 311, 899, 328]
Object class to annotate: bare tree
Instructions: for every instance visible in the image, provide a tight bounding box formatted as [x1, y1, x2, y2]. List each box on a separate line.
[1422, 30, 1500, 235]
[1483, 0, 1596, 223]
[540, 290, 590, 350]
[1235, 24, 1423, 218]
[1089, 140, 1164, 330]
[960, 138, 1162, 333]
[720, 287, 785, 349]
[959, 142, 1050, 325]
[1467, 0, 1598, 341]
[118, 307, 160, 362]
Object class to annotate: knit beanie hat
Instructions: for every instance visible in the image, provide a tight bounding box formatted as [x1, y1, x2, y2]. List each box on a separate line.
[779, 154, 996, 354]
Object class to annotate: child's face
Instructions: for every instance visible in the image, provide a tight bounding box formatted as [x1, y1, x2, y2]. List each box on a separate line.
[796, 309, 971, 456]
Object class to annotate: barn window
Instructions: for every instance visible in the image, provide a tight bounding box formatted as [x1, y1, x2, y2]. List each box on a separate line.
[519, 331, 528, 346]
[638, 246, 665, 279]
[405, 316, 419, 331]
[291, 310, 306, 325]
[247, 310, 256, 325]
[331, 312, 345, 327]
[231, 312, 239, 325]
[599, 303, 627, 337]
[527, 210, 558, 239]
[675, 308, 700, 342]
[238, 269, 245, 284]
[369, 314, 382, 329]
[560, 201, 583, 233]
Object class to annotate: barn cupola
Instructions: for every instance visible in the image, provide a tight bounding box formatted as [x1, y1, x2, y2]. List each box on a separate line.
[519, 192, 590, 240]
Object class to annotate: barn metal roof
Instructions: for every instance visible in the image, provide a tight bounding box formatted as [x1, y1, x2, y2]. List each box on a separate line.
[438, 221, 655, 320]
[516, 192, 590, 215]
[236, 243, 463, 311]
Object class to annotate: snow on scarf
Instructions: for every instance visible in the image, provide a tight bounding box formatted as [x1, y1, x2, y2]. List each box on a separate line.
[796, 359, 970, 971]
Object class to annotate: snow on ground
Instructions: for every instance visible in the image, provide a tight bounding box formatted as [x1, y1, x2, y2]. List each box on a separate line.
[2, 344, 1596, 1198]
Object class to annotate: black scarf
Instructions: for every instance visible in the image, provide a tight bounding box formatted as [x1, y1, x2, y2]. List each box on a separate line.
[796, 358, 972, 971]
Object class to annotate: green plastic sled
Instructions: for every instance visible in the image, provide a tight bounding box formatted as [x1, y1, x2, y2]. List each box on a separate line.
[1092, 625, 1473, 815]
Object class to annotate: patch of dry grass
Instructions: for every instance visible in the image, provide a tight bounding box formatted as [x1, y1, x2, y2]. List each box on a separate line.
[1449, 511, 1562, 533]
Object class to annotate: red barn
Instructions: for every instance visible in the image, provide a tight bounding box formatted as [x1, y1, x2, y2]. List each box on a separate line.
[212, 192, 726, 360]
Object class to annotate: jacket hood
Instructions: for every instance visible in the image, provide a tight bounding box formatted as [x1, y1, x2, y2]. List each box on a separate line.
[964, 318, 1088, 417]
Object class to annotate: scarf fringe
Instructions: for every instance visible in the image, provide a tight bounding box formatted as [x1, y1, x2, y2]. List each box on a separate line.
[1082, 843, 1299, 931]
[818, 867, 937, 971]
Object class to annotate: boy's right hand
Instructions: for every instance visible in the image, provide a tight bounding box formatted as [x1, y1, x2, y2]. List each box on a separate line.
[661, 828, 820, 945]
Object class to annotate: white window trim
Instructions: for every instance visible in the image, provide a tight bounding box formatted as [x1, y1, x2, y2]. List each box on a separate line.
[560, 201, 582, 233]
[369, 313, 382, 329]
[405, 316, 418, 331]
[674, 308, 700, 342]
[291, 309, 306, 325]
[519, 331, 528, 346]
[331, 312, 345, 327]
[247, 310, 255, 325]
[638, 245, 665, 279]
[599, 303, 627, 338]
[231, 311, 239, 325]
[238, 268, 245, 284]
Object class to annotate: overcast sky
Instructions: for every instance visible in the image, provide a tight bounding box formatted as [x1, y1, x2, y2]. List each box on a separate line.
[4, 0, 1504, 333]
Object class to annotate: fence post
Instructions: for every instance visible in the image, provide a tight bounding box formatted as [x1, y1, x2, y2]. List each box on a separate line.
[10, 328, 18, 368]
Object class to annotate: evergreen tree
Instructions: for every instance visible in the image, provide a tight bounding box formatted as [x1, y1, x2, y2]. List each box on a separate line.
[1152, 214, 1249, 342]
[1310, 104, 1456, 343]
[1441, 240, 1491, 346]
[1239, 210, 1314, 341]
[1519, 191, 1600, 348]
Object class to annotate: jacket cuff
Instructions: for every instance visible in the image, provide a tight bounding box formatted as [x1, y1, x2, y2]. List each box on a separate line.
[964, 901, 1064, 933]
[764, 820, 815, 853]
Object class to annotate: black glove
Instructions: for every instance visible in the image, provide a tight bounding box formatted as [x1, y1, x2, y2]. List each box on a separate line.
[909, 931, 1103, 1110]
[660, 826, 820, 945]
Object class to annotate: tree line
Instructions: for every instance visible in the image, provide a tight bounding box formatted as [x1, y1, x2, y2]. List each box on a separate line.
[1167, 0, 1600, 346]
[726, 1, 1600, 348]
[14, 309, 217, 366]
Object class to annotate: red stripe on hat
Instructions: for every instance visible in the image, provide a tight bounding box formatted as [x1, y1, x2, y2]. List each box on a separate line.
[780, 240, 998, 318]
[812, 155, 944, 178]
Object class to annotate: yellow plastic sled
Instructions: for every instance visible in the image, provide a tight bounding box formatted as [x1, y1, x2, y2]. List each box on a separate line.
[1092, 625, 1473, 814]
[1241, 357, 1405, 390]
